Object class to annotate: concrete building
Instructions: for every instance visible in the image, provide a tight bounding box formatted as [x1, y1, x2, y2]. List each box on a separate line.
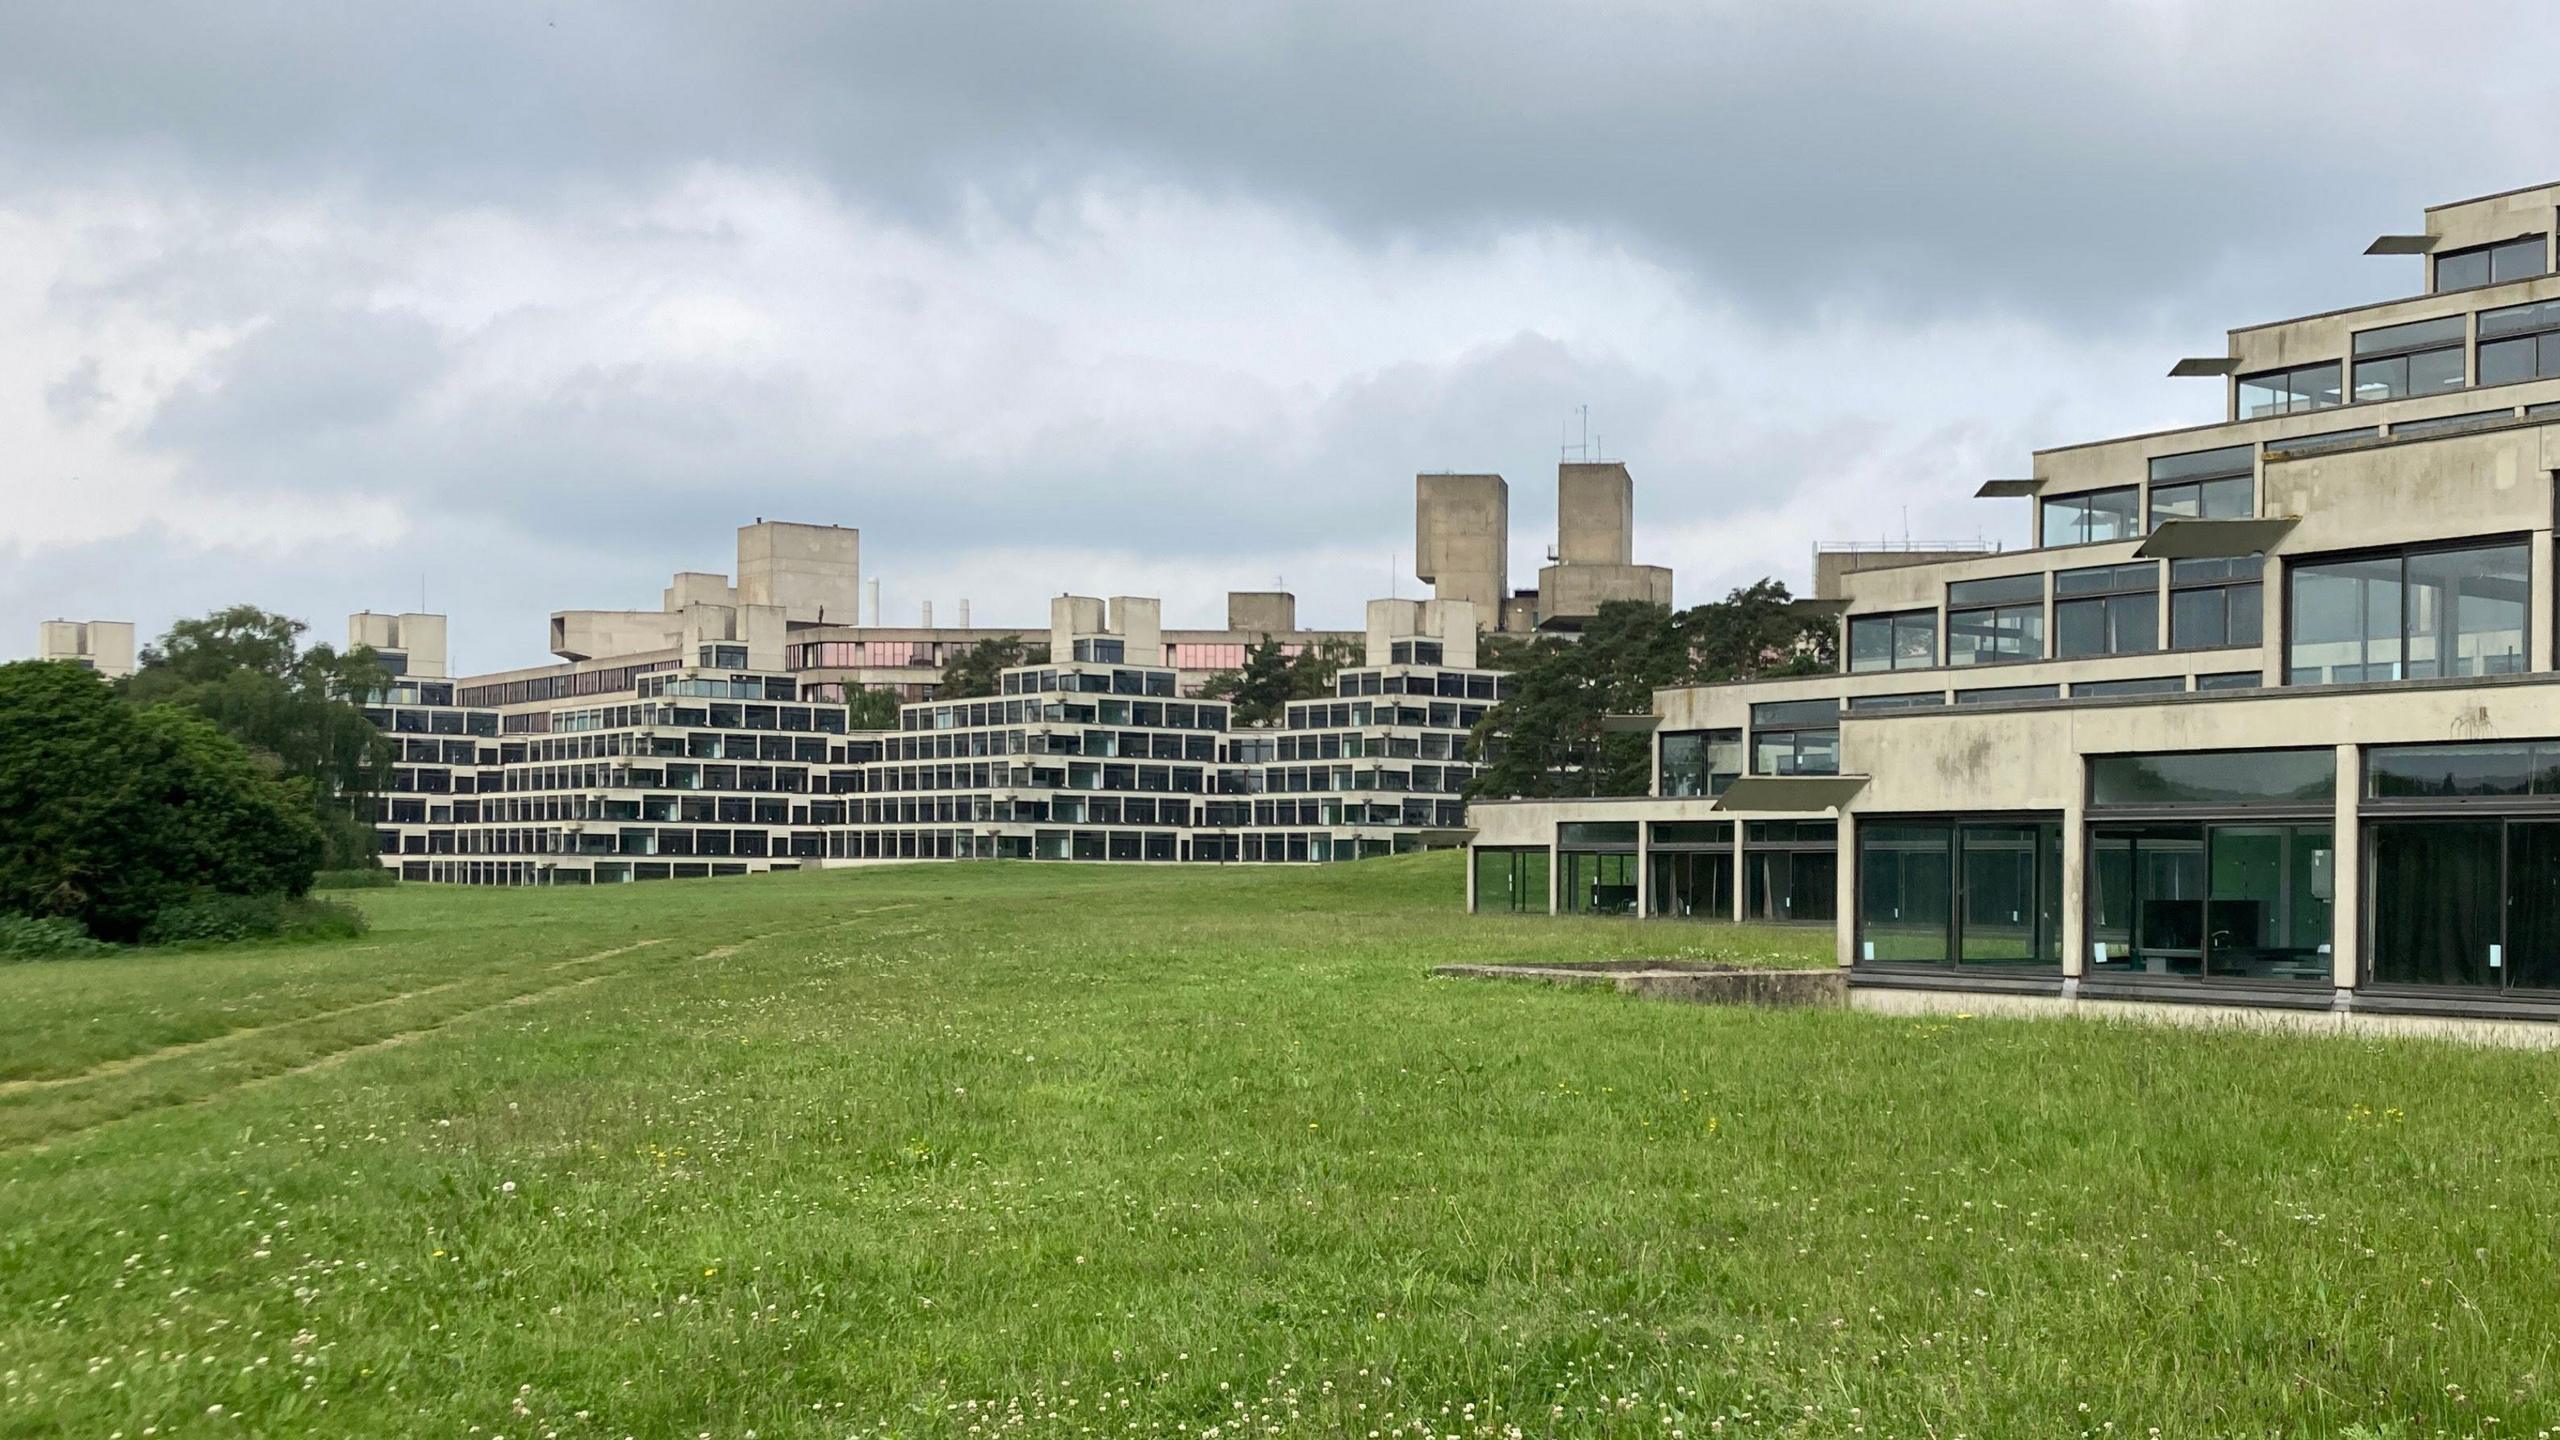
[1416, 460, 1676, 632]
[365, 587, 1507, 881]
[35, 620, 135, 679]
[1473, 179, 2560, 1024]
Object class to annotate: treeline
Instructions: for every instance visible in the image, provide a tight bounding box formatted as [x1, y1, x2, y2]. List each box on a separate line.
[1465, 582, 1833, 798]
[1, 606, 388, 956]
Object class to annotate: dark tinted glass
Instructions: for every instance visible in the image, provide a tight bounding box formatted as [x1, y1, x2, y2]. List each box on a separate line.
[2437, 247, 2490, 291]
[2074, 677, 2184, 697]
[2354, 314, 2468, 355]
[2194, 671, 2261, 691]
[2369, 821, 2502, 987]
[1846, 691, 1945, 712]
[1948, 573, 2045, 607]
[1859, 822, 1952, 964]
[2089, 749, 2334, 805]
[1751, 698, 1841, 727]
[2148, 444, 2253, 483]
[2368, 742, 2560, 798]
[1650, 821, 1733, 847]
[1558, 822, 1637, 848]
[1954, 684, 2060, 705]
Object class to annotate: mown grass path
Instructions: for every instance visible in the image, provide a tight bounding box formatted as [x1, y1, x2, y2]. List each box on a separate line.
[1, 855, 2552, 1437]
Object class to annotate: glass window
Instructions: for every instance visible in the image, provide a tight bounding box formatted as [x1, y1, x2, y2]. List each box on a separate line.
[1847, 611, 1937, 672]
[1558, 822, 1637, 848]
[1954, 684, 2060, 706]
[2194, 671, 2262, 691]
[2054, 562, 2159, 659]
[1845, 691, 1945, 712]
[1745, 847, 1836, 924]
[1650, 821, 1734, 847]
[2368, 741, 2560, 798]
[2370, 821, 2504, 987]
[1659, 729, 1742, 797]
[2169, 554, 2264, 651]
[1855, 819, 2061, 970]
[2089, 823, 2331, 981]
[2288, 541, 2529, 685]
[1648, 849, 1734, 920]
[1946, 573, 2044, 666]
[2435, 235, 2547, 293]
[2072, 677, 2184, 698]
[2238, 362, 2343, 419]
[2351, 314, 2469, 403]
[2261, 426, 2380, 460]
[1472, 847, 1548, 914]
[1750, 700, 1842, 774]
[2088, 749, 2335, 806]
[2147, 445, 2255, 524]
[2041, 488, 2142, 545]
[1559, 850, 1638, 915]
[2477, 298, 2560, 385]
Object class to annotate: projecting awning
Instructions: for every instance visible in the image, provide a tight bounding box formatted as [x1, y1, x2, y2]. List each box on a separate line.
[2168, 356, 2242, 377]
[1714, 775, 1869, 813]
[2135, 516, 2299, 560]
[2366, 234, 2440, 255]
[1600, 713, 1661, 734]
[1973, 477, 2040, 498]
[1786, 597, 1851, 619]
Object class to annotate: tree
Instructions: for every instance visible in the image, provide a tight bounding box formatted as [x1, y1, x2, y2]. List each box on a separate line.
[0, 661, 323, 942]
[1465, 581, 1835, 800]
[937, 635, 1048, 699]
[126, 606, 394, 865]
[1198, 637, 1298, 726]
[844, 687, 901, 731]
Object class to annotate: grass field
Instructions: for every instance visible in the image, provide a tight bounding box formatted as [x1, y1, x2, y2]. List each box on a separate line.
[1, 853, 2554, 1438]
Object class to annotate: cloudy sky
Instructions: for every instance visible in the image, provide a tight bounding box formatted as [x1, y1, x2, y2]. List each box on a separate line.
[5, 2, 2557, 673]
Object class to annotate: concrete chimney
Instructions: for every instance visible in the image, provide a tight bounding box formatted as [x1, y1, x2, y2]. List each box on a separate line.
[921, 600, 934, 629]
[865, 578, 881, 627]
[958, 599, 971, 630]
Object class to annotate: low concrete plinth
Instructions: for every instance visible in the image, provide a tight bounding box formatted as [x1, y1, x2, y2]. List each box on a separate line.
[1434, 961, 1844, 1008]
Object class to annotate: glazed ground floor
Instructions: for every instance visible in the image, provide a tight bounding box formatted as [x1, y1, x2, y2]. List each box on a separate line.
[1468, 675, 2560, 1021]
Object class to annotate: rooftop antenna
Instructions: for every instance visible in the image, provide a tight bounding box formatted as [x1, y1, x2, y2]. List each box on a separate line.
[1562, 404, 1592, 462]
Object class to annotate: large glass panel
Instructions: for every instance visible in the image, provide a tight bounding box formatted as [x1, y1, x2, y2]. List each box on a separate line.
[2089, 825, 2205, 975]
[2404, 542, 2528, 678]
[1947, 605, 2044, 665]
[2508, 823, 2560, 990]
[2354, 314, 2468, 356]
[1748, 849, 1837, 923]
[1558, 822, 1637, 848]
[2148, 444, 2254, 485]
[2369, 821, 2503, 987]
[1960, 824, 2051, 966]
[2206, 826, 2333, 981]
[2041, 489, 2141, 545]
[2369, 742, 2545, 798]
[2089, 749, 2335, 806]
[2238, 363, 2343, 418]
[1472, 848, 1549, 913]
[1858, 822, 1953, 963]
[1651, 821, 1734, 847]
[1559, 850, 1638, 915]
[2288, 556, 2404, 684]
[1846, 612, 1937, 673]
[1848, 615, 1895, 672]
[1649, 850, 1734, 920]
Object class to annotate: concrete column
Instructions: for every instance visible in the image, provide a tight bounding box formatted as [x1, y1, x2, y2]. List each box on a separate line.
[1834, 810, 1857, 970]
[1464, 846, 1478, 914]
[2533, 529, 2556, 673]
[2060, 792, 2087, 984]
[2330, 744, 2361, 998]
[1634, 824, 1652, 920]
[1546, 837, 1561, 917]
[1731, 823, 1748, 922]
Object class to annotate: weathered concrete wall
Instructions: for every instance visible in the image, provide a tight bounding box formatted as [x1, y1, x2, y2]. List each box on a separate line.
[663, 571, 736, 612]
[1813, 549, 1994, 601]
[37, 619, 136, 679]
[737, 521, 859, 624]
[1226, 591, 1297, 634]
[1556, 461, 1634, 566]
[1415, 473, 1509, 620]
[551, 609, 687, 663]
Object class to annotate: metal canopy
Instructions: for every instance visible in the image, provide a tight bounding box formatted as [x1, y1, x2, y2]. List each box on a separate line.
[1714, 775, 1869, 813]
[2365, 234, 2440, 255]
[1786, 597, 1851, 618]
[1973, 477, 2040, 498]
[2168, 356, 2242, 377]
[2134, 516, 2299, 560]
[1599, 712, 1661, 734]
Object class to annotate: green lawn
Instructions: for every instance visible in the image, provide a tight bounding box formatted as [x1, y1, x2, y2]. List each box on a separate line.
[0, 854, 2551, 1438]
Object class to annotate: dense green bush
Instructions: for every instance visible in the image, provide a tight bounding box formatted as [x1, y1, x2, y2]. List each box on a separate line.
[0, 915, 112, 960]
[311, 867, 398, 890]
[0, 661, 326, 942]
[139, 894, 369, 947]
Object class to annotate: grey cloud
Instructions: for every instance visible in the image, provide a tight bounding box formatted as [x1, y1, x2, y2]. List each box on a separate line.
[143, 306, 449, 451]
[6, 3, 2555, 324]
[45, 358, 106, 425]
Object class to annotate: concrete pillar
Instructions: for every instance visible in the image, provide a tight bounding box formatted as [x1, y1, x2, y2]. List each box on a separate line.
[2060, 792, 2088, 985]
[1731, 823, 1748, 922]
[1464, 846, 1478, 914]
[2533, 530, 2556, 673]
[1833, 810, 1857, 970]
[2331, 743, 2362, 998]
[1546, 836, 1561, 917]
[1634, 823, 1652, 920]
[2261, 557, 2288, 686]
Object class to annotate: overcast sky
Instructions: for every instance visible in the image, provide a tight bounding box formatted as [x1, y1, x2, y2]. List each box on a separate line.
[6, 2, 2558, 673]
